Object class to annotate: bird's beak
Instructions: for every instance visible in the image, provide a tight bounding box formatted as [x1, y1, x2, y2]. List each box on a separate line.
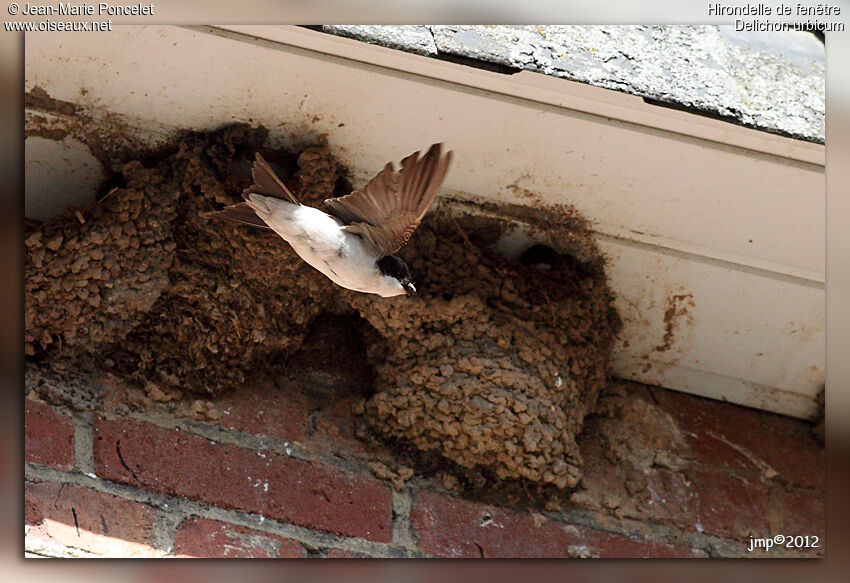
[403, 282, 417, 296]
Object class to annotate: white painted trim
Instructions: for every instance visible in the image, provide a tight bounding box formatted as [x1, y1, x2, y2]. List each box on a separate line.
[25, 25, 824, 418]
[211, 25, 825, 166]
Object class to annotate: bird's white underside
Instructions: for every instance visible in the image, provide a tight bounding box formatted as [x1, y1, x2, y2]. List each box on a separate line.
[245, 194, 407, 297]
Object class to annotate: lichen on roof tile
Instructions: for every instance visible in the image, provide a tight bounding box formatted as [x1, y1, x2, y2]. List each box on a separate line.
[323, 25, 438, 56]
[321, 24, 824, 143]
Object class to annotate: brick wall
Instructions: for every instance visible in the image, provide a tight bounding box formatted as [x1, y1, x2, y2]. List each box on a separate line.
[25, 376, 825, 558]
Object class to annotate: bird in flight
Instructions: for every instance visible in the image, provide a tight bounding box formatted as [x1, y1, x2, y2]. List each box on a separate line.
[203, 143, 453, 297]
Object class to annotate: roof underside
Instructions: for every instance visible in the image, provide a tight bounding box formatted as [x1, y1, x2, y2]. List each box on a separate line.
[322, 25, 825, 144]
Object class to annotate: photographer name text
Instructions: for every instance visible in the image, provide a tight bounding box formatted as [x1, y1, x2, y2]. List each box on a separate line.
[18, 2, 153, 15]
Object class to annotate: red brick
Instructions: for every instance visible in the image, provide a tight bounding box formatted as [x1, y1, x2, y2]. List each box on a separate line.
[282, 312, 374, 449]
[757, 412, 825, 490]
[193, 379, 309, 443]
[582, 530, 706, 558]
[188, 380, 377, 458]
[307, 393, 372, 452]
[651, 388, 824, 489]
[174, 517, 304, 558]
[772, 489, 825, 547]
[689, 468, 770, 540]
[99, 374, 310, 444]
[411, 491, 699, 558]
[26, 481, 159, 556]
[412, 491, 572, 557]
[93, 416, 392, 542]
[25, 398, 74, 470]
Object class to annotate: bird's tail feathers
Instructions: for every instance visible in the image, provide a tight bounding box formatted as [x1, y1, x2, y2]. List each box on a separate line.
[200, 202, 272, 230]
[201, 152, 299, 229]
[243, 153, 300, 205]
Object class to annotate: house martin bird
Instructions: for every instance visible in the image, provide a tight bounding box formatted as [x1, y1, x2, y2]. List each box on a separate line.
[203, 143, 453, 297]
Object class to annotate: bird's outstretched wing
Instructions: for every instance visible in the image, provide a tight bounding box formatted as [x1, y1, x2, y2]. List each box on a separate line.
[324, 143, 453, 255]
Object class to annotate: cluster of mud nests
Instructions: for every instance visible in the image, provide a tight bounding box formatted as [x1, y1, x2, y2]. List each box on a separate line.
[26, 124, 620, 489]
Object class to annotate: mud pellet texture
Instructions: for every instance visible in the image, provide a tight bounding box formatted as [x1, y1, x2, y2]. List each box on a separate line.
[26, 123, 620, 487]
[347, 208, 620, 488]
[26, 124, 337, 396]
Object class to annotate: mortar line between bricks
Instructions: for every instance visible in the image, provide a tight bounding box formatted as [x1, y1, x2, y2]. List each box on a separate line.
[635, 444, 823, 494]
[542, 505, 821, 558]
[116, 410, 748, 554]
[25, 463, 426, 558]
[152, 509, 183, 555]
[23, 464, 708, 558]
[675, 457, 824, 495]
[391, 490, 416, 551]
[72, 411, 94, 475]
[116, 409, 369, 476]
[27, 462, 819, 558]
[622, 441, 824, 495]
[115, 408, 824, 500]
[546, 505, 729, 556]
[105, 401, 825, 496]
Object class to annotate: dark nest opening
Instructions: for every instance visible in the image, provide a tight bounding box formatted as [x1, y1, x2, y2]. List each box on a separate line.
[25, 123, 620, 492]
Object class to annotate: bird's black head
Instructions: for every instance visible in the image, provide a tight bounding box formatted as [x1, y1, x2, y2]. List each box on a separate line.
[377, 255, 416, 296]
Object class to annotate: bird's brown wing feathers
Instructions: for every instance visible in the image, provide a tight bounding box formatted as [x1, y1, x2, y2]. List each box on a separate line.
[324, 143, 453, 255]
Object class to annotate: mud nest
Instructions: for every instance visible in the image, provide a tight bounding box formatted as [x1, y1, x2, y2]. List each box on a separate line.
[346, 206, 620, 489]
[26, 124, 346, 395]
[25, 123, 620, 489]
